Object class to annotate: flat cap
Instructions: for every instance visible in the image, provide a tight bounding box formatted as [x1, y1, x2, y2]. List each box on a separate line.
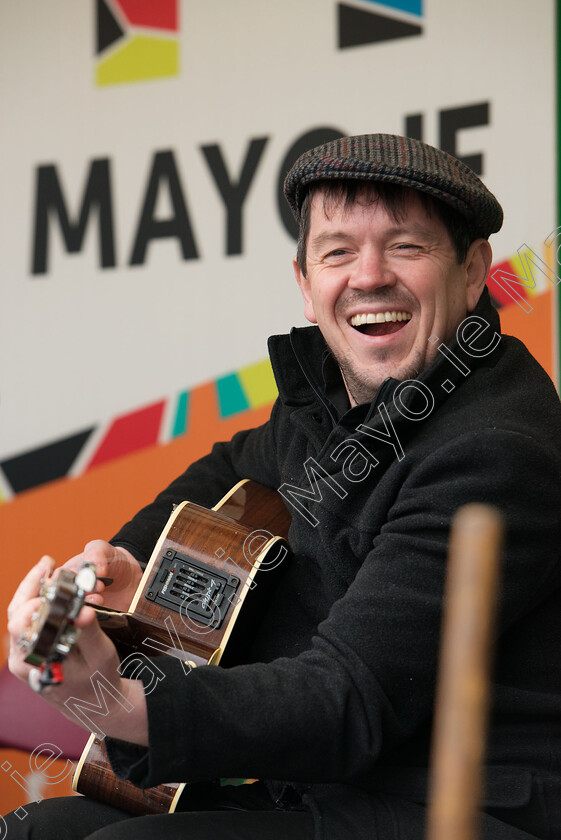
[284, 133, 503, 239]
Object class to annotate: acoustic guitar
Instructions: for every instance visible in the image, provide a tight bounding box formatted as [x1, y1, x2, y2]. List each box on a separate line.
[19, 479, 291, 815]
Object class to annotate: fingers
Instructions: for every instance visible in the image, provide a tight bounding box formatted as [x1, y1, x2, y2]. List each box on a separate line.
[63, 543, 108, 576]
[64, 542, 142, 611]
[7, 554, 122, 700]
[87, 543, 142, 598]
[7, 555, 55, 622]
[62, 541, 114, 602]
[7, 595, 42, 682]
[83, 540, 120, 590]
[8, 557, 55, 685]
[7, 595, 42, 640]
[83, 539, 114, 571]
[83, 591, 107, 606]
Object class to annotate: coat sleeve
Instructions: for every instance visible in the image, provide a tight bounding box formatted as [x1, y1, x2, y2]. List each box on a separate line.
[107, 427, 561, 788]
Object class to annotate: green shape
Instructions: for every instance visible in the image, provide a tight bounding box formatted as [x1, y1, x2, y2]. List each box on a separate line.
[216, 374, 250, 418]
[171, 391, 189, 437]
[96, 35, 179, 86]
[238, 359, 278, 408]
[219, 778, 251, 787]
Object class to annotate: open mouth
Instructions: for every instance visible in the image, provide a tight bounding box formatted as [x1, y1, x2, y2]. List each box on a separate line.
[349, 311, 412, 337]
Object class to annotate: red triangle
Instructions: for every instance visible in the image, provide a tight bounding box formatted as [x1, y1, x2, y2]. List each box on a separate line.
[487, 257, 531, 310]
[87, 401, 166, 469]
[114, 0, 178, 31]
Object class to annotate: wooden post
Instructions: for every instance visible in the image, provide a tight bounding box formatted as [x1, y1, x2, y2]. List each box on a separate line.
[427, 504, 503, 840]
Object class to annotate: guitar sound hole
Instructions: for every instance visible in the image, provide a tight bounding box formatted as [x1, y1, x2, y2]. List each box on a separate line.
[145, 551, 240, 629]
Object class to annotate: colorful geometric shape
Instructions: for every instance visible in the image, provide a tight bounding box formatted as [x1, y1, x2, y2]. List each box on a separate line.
[238, 360, 278, 408]
[114, 0, 178, 30]
[96, 0, 125, 54]
[86, 400, 166, 469]
[361, 0, 422, 15]
[171, 391, 190, 438]
[516, 246, 560, 292]
[488, 255, 533, 313]
[1, 429, 95, 494]
[96, 35, 179, 85]
[338, 3, 422, 48]
[215, 374, 250, 418]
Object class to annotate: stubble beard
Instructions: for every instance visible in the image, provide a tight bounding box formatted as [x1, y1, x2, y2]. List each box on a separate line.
[333, 346, 426, 407]
[332, 290, 422, 405]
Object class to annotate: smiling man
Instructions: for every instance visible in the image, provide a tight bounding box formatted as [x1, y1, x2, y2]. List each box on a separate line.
[293, 182, 492, 405]
[7, 135, 561, 840]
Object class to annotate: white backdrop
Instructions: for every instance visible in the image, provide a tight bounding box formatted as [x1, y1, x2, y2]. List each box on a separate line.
[0, 0, 555, 464]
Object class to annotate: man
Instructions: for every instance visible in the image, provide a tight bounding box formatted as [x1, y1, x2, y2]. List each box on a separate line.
[7, 134, 561, 839]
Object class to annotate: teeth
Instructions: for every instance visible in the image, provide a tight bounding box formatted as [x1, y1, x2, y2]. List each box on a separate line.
[349, 311, 412, 327]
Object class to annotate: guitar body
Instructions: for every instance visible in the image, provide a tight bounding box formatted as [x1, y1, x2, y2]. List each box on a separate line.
[73, 733, 184, 815]
[70, 480, 291, 814]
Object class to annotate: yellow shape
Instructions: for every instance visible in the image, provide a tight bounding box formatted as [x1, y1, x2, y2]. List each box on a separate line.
[238, 360, 278, 408]
[510, 246, 561, 299]
[96, 36, 179, 86]
[509, 249, 536, 298]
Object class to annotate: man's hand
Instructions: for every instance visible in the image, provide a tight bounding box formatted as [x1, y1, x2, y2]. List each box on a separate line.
[7, 556, 149, 746]
[63, 540, 144, 611]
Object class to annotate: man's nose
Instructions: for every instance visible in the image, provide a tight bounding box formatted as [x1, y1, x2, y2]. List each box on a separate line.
[347, 249, 396, 290]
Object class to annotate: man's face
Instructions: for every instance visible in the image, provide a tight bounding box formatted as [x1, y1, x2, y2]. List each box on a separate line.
[294, 187, 490, 406]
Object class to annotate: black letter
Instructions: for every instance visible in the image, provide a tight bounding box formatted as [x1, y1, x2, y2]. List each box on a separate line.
[404, 113, 423, 141]
[129, 150, 198, 265]
[439, 102, 489, 175]
[277, 127, 346, 240]
[32, 159, 115, 274]
[201, 138, 268, 255]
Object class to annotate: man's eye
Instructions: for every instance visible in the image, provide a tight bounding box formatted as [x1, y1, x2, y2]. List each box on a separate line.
[326, 249, 347, 258]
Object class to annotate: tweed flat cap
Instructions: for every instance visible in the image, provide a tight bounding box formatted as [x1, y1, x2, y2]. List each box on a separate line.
[284, 134, 503, 238]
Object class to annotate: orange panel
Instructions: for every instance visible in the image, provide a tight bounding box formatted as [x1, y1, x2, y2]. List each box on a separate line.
[498, 288, 554, 380]
[0, 395, 274, 668]
[0, 748, 76, 817]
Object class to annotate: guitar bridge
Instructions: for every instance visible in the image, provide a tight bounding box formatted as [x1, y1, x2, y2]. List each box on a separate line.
[145, 550, 240, 629]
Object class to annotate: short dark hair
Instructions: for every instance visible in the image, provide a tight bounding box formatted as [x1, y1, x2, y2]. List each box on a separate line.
[296, 180, 475, 277]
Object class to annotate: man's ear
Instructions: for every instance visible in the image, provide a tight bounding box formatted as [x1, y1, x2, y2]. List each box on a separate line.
[293, 257, 318, 324]
[465, 239, 493, 312]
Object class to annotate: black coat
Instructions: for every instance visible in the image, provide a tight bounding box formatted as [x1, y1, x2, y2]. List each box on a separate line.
[110, 290, 561, 839]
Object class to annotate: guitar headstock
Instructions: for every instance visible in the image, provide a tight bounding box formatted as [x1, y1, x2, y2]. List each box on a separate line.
[19, 563, 98, 691]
